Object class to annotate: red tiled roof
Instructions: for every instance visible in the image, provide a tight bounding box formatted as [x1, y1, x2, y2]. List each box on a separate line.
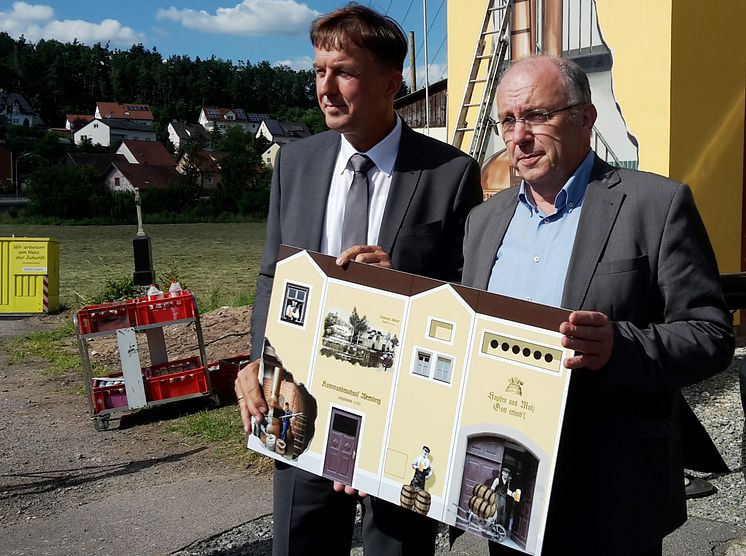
[96, 102, 153, 120]
[121, 139, 175, 165]
[66, 114, 94, 123]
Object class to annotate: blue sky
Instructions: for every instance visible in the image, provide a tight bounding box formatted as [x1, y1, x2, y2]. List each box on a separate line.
[0, 1, 449, 86]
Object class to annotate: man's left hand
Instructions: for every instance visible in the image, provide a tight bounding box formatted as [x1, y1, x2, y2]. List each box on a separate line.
[560, 310, 614, 370]
[336, 245, 392, 268]
[333, 481, 368, 497]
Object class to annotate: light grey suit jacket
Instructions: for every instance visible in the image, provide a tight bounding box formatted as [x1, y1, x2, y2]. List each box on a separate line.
[250, 123, 482, 360]
[462, 156, 734, 554]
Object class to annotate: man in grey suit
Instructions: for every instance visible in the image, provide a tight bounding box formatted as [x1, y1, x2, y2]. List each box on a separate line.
[235, 5, 482, 555]
[461, 56, 733, 555]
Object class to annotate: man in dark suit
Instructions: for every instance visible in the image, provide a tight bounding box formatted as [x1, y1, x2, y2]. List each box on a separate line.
[461, 56, 733, 555]
[235, 5, 482, 555]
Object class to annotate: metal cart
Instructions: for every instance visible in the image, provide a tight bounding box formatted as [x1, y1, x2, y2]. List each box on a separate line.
[73, 292, 212, 431]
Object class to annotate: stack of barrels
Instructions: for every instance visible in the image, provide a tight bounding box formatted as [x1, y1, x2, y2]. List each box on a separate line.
[400, 484, 431, 515]
[469, 483, 497, 519]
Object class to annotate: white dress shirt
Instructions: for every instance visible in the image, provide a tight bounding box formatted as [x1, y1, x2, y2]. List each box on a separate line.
[320, 116, 402, 256]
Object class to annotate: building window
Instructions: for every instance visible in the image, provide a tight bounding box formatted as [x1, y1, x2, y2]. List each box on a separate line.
[114, 177, 120, 188]
[428, 319, 454, 343]
[434, 356, 453, 383]
[414, 351, 431, 377]
[93, 123, 98, 128]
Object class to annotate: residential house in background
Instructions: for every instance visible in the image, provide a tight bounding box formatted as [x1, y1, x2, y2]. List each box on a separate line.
[0, 91, 44, 127]
[104, 162, 181, 193]
[95, 102, 154, 125]
[261, 143, 281, 168]
[176, 149, 222, 190]
[73, 119, 156, 147]
[167, 121, 202, 150]
[256, 118, 311, 167]
[116, 139, 175, 166]
[65, 152, 124, 181]
[65, 114, 94, 133]
[256, 118, 311, 145]
[198, 107, 269, 136]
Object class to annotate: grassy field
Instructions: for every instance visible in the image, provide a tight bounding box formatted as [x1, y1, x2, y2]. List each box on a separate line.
[1, 222, 268, 466]
[0, 223, 266, 309]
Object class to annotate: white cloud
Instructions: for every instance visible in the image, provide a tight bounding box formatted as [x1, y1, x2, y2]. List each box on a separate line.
[403, 62, 448, 89]
[0, 2, 144, 47]
[273, 55, 313, 70]
[157, 0, 319, 36]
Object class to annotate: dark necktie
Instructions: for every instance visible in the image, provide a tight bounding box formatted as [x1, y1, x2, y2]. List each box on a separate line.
[341, 153, 375, 251]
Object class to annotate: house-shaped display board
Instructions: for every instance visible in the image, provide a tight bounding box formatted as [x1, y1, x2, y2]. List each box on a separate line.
[248, 245, 574, 554]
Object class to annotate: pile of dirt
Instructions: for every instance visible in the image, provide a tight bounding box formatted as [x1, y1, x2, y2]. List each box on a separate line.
[86, 305, 252, 371]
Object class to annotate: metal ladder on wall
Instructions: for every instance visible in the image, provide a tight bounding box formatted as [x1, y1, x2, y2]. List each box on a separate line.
[451, 0, 514, 165]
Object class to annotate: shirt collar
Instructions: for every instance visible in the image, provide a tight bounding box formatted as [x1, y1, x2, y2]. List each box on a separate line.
[336, 115, 402, 177]
[518, 149, 595, 212]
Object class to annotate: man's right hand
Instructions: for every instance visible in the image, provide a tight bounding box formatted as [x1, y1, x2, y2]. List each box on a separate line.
[234, 359, 268, 432]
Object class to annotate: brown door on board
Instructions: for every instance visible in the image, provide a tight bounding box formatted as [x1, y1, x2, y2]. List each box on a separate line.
[322, 407, 361, 485]
[457, 436, 505, 522]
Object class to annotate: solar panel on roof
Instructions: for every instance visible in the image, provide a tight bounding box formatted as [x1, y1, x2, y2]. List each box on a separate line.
[206, 109, 221, 119]
[234, 108, 246, 120]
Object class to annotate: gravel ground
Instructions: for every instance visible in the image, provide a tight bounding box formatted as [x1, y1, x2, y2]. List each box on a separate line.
[176, 350, 746, 556]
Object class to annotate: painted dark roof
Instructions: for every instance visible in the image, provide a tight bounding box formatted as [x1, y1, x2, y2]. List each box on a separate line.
[106, 119, 156, 132]
[263, 118, 311, 139]
[0, 92, 36, 115]
[66, 153, 126, 179]
[169, 120, 199, 138]
[111, 161, 181, 189]
[202, 107, 271, 124]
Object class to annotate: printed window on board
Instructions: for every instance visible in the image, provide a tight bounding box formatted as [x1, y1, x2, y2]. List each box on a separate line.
[434, 356, 453, 383]
[414, 351, 431, 377]
[428, 319, 453, 342]
[281, 283, 309, 326]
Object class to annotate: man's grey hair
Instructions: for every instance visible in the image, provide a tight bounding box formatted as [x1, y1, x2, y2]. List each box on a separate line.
[499, 55, 592, 105]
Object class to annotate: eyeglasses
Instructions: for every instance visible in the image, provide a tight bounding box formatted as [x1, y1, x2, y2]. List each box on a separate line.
[495, 103, 581, 135]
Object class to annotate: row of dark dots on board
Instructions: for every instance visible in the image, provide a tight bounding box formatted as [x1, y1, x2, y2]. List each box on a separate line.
[489, 339, 554, 363]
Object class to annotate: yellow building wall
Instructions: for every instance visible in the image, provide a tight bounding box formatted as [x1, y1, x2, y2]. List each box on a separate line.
[448, 0, 746, 271]
[596, 0, 745, 272]
[447, 0, 491, 144]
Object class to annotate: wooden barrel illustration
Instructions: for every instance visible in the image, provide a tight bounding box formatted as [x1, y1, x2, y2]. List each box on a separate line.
[414, 490, 431, 515]
[472, 484, 496, 505]
[400, 484, 416, 509]
[468, 496, 496, 519]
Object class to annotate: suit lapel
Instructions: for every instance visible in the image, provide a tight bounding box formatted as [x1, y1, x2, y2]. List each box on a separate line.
[474, 191, 519, 289]
[378, 124, 421, 253]
[561, 157, 624, 310]
[307, 133, 341, 251]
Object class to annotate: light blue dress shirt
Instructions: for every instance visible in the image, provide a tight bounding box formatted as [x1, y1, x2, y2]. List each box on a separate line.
[487, 151, 595, 307]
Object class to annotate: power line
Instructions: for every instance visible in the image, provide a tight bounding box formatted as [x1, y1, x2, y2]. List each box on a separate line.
[400, 0, 416, 27]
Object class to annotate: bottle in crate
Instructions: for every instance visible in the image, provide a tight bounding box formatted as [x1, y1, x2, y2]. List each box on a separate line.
[168, 280, 182, 297]
[147, 284, 163, 299]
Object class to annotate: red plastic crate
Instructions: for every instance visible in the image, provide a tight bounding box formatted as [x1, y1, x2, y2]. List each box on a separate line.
[92, 382, 128, 414]
[145, 365, 208, 401]
[135, 291, 195, 325]
[78, 300, 136, 334]
[209, 354, 251, 402]
[143, 355, 201, 378]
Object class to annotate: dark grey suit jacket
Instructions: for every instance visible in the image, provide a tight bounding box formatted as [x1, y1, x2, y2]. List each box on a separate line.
[462, 156, 734, 554]
[250, 123, 482, 360]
